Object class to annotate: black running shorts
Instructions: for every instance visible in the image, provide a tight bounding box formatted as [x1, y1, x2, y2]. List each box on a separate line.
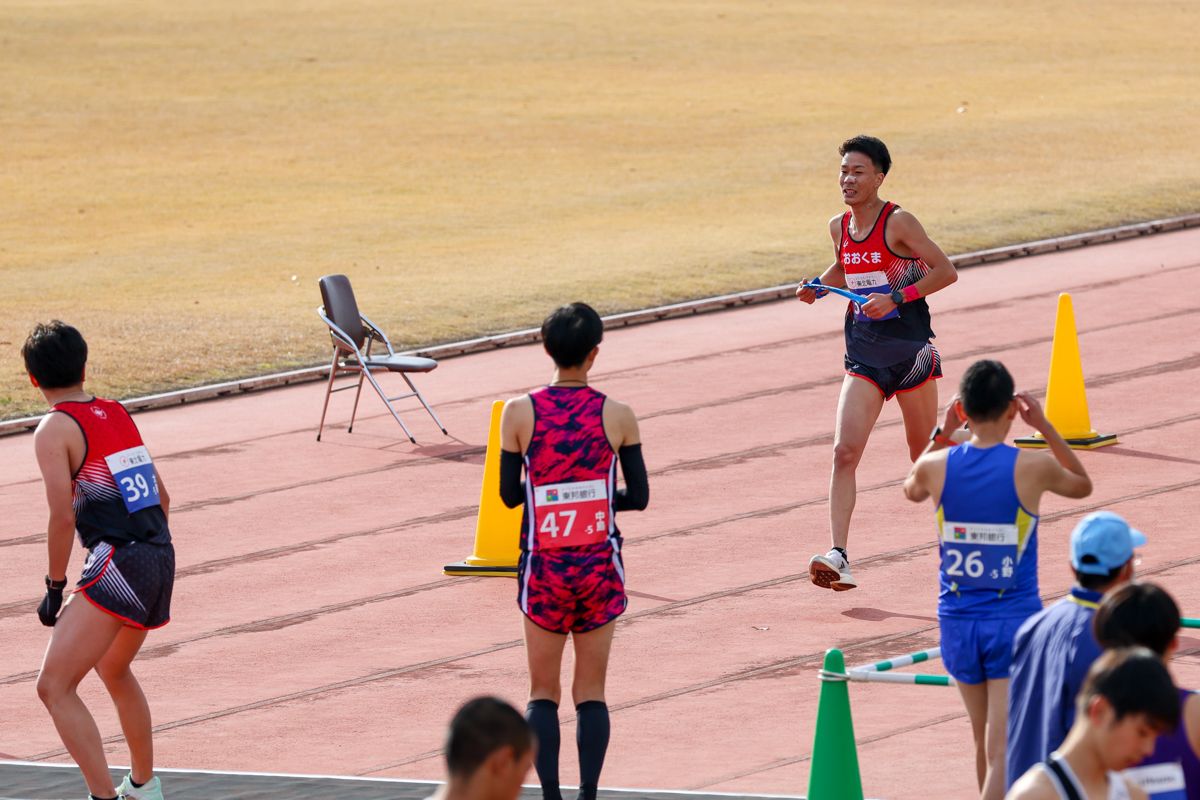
[844, 342, 942, 401]
[76, 540, 175, 629]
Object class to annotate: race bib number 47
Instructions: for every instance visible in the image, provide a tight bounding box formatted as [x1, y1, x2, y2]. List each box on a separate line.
[104, 446, 161, 514]
[533, 479, 609, 550]
[941, 521, 1019, 591]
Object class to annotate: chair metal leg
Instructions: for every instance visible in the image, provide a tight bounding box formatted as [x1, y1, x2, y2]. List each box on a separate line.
[402, 373, 449, 435]
[316, 354, 340, 442]
[363, 367, 417, 443]
[348, 371, 367, 434]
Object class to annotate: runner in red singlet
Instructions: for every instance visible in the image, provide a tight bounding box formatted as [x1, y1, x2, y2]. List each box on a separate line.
[23, 321, 172, 800]
[498, 303, 649, 800]
[796, 135, 959, 590]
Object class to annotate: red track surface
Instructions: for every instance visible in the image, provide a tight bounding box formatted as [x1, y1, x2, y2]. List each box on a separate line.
[2, 228, 1199, 798]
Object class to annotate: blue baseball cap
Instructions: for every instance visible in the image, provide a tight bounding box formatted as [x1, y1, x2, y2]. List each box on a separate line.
[1070, 511, 1147, 575]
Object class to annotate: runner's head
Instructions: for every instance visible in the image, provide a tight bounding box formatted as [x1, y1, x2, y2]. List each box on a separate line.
[1093, 581, 1180, 658]
[443, 696, 535, 800]
[1070, 511, 1146, 591]
[958, 359, 1016, 425]
[1075, 647, 1179, 770]
[22, 320, 87, 390]
[542, 302, 603, 370]
[839, 135, 890, 205]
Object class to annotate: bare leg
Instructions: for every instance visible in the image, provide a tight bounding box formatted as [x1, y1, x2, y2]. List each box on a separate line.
[95, 626, 152, 785]
[895, 378, 940, 462]
[956, 680, 990, 792]
[524, 616, 568, 703]
[981, 679, 1009, 800]
[829, 376, 885, 551]
[36, 595, 124, 797]
[570, 621, 616, 705]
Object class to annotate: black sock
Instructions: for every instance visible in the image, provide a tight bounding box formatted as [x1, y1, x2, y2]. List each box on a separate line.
[526, 699, 562, 800]
[131, 777, 146, 788]
[832, 546, 848, 561]
[91, 795, 118, 800]
[575, 701, 611, 800]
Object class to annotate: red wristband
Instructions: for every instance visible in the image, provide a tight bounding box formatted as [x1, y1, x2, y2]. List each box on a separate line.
[902, 285, 922, 303]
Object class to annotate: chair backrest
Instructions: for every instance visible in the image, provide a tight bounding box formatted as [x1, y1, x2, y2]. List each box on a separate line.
[319, 274, 366, 350]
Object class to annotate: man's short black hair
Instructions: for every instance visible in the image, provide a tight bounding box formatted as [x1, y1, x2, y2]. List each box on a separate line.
[22, 321, 88, 389]
[542, 303, 603, 369]
[839, 135, 892, 175]
[444, 696, 533, 778]
[958, 359, 1015, 422]
[1074, 564, 1125, 592]
[1093, 581, 1181, 657]
[1077, 647, 1179, 731]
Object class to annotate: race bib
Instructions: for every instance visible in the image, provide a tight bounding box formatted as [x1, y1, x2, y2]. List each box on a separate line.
[1124, 762, 1186, 800]
[845, 270, 899, 322]
[104, 446, 161, 514]
[940, 521, 1018, 591]
[533, 479, 610, 550]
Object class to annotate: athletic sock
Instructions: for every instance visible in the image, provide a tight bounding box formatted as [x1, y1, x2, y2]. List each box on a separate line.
[832, 546, 848, 561]
[131, 777, 146, 788]
[91, 795, 119, 800]
[526, 699, 563, 800]
[575, 701, 611, 800]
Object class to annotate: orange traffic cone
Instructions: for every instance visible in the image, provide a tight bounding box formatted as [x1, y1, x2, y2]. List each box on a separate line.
[443, 401, 522, 576]
[1015, 293, 1117, 450]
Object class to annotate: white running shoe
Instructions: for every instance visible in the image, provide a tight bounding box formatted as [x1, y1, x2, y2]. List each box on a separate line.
[116, 774, 163, 800]
[809, 549, 857, 591]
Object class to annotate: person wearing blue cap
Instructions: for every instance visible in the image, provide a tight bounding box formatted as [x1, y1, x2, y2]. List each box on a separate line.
[1006, 511, 1146, 791]
[905, 359, 1093, 800]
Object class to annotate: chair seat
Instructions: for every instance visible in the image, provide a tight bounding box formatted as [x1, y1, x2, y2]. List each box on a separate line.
[353, 354, 438, 373]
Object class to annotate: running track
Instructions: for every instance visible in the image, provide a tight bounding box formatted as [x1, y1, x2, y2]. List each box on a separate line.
[2, 228, 1200, 799]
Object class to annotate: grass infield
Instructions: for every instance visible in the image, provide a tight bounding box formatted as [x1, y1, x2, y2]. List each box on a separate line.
[3, 0, 1198, 418]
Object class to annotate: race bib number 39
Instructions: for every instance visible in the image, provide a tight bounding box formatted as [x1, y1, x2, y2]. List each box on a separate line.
[941, 521, 1019, 591]
[533, 479, 609, 550]
[104, 446, 161, 514]
[845, 270, 900, 322]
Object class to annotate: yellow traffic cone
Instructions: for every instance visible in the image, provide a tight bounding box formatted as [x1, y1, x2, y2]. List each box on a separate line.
[444, 401, 522, 576]
[1015, 293, 1117, 450]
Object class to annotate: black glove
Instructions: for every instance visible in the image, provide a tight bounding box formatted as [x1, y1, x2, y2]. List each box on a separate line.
[38, 576, 67, 627]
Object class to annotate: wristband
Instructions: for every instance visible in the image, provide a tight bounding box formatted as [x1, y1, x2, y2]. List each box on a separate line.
[902, 285, 921, 303]
[45, 575, 68, 591]
[929, 426, 955, 447]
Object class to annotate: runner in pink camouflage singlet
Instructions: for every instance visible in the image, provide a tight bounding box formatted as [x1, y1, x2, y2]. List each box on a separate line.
[499, 303, 649, 800]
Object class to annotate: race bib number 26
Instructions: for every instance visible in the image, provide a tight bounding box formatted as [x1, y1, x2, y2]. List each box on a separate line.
[104, 446, 161, 514]
[533, 479, 609, 550]
[941, 521, 1019, 591]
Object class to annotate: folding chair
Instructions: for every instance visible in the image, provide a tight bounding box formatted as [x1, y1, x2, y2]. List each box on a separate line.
[316, 274, 448, 443]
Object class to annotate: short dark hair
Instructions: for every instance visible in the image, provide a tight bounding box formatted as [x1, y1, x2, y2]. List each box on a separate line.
[1093, 581, 1181, 657]
[1075, 564, 1125, 591]
[444, 697, 533, 778]
[541, 303, 603, 368]
[1077, 647, 1179, 731]
[22, 321, 88, 389]
[959, 359, 1015, 422]
[839, 135, 892, 175]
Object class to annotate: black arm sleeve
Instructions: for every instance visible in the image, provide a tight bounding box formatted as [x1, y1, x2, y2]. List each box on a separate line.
[614, 444, 649, 511]
[499, 449, 525, 509]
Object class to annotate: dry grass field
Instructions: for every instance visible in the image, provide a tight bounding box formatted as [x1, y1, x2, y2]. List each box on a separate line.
[3, 0, 1198, 418]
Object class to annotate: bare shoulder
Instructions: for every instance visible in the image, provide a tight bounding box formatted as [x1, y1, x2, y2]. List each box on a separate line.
[1015, 448, 1056, 475]
[601, 396, 640, 447]
[888, 206, 924, 231]
[1005, 765, 1054, 799]
[827, 213, 842, 238]
[33, 410, 75, 449]
[500, 394, 534, 428]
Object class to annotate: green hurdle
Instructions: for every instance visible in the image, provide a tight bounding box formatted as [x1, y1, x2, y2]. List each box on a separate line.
[842, 647, 957, 687]
[1183, 618, 1200, 629]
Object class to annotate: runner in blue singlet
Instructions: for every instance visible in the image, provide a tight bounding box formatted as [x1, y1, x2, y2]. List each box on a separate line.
[905, 359, 1092, 800]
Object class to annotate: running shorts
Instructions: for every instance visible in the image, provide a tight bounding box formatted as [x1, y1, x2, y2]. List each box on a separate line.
[518, 540, 627, 635]
[76, 540, 175, 629]
[939, 614, 1026, 684]
[844, 342, 941, 401]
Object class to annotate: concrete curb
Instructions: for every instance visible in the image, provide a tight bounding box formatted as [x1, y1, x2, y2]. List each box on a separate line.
[3, 211, 1197, 437]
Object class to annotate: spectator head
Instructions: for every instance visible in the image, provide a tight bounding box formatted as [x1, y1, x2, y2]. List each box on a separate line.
[958, 359, 1016, 424]
[1071, 512, 1146, 591]
[1075, 647, 1179, 770]
[542, 303, 603, 369]
[22, 321, 88, 389]
[1093, 581, 1180, 658]
[443, 697, 534, 800]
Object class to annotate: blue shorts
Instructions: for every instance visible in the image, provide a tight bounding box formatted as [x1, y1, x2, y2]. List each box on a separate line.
[939, 615, 1024, 684]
